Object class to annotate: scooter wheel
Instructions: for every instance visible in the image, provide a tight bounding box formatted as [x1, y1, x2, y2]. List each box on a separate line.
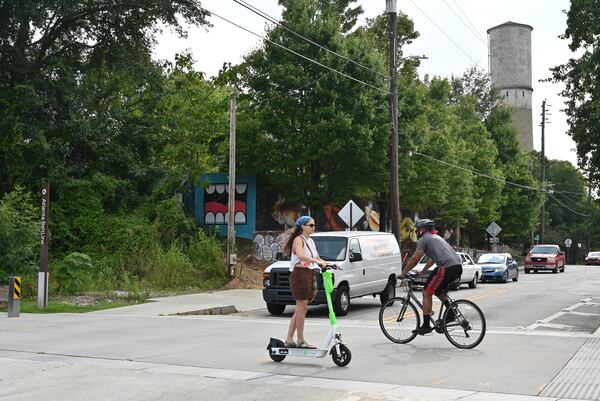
[330, 343, 351, 367]
[268, 339, 286, 362]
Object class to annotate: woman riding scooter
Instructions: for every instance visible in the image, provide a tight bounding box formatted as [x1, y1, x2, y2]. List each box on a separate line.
[283, 215, 327, 348]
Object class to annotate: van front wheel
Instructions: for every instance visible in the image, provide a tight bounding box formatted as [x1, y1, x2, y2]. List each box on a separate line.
[380, 279, 396, 305]
[333, 285, 350, 316]
[266, 303, 286, 315]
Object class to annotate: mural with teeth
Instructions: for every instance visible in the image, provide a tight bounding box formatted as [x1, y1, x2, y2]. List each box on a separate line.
[204, 183, 248, 225]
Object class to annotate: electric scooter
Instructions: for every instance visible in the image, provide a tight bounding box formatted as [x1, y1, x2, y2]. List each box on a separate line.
[266, 264, 352, 367]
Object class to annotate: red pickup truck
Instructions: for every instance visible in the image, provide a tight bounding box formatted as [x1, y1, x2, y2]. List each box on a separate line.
[524, 244, 566, 274]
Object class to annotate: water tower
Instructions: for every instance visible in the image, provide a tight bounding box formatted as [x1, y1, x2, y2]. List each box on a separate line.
[487, 21, 534, 151]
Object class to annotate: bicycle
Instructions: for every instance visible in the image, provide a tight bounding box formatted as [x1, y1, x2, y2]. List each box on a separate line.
[379, 273, 486, 349]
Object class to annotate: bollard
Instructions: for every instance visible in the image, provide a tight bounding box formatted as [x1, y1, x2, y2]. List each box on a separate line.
[8, 276, 21, 318]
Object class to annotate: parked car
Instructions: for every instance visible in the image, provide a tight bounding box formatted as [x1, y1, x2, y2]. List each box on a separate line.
[262, 231, 402, 316]
[524, 244, 566, 273]
[477, 253, 519, 283]
[412, 251, 481, 290]
[585, 251, 600, 265]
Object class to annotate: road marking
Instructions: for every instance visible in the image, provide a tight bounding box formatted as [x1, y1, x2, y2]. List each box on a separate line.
[526, 296, 596, 331]
[464, 289, 508, 302]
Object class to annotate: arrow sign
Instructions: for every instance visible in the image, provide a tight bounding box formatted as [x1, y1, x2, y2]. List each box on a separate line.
[338, 200, 364, 229]
[486, 221, 502, 238]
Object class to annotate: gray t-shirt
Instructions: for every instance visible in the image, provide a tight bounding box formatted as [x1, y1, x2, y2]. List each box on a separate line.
[416, 232, 461, 268]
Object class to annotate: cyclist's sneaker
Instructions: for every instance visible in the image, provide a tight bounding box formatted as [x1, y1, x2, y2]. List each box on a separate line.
[412, 325, 433, 335]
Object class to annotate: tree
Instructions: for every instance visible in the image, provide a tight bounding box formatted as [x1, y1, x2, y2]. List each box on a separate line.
[548, 0, 600, 178]
[155, 53, 232, 193]
[450, 66, 502, 119]
[0, 0, 210, 195]
[236, 0, 417, 211]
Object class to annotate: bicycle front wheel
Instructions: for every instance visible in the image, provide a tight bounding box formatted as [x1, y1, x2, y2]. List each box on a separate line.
[379, 297, 420, 344]
[443, 299, 486, 349]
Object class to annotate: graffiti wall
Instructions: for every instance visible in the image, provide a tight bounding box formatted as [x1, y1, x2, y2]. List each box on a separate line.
[253, 231, 287, 262]
[195, 174, 256, 240]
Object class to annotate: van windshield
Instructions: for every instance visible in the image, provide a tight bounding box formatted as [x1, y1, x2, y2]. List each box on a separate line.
[313, 237, 348, 261]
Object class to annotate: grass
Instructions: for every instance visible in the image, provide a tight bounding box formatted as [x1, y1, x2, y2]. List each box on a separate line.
[1, 299, 137, 314]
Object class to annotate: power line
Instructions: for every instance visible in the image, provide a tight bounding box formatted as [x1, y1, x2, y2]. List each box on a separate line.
[450, 0, 486, 43]
[203, 7, 390, 95]
[440, 0, 482, 44]
[411, 150, 539, 191]
[413, 150, 593, 217]
[407, 0, 478, 64]
[233, 0, 388, 79]
[552, 190, 583, 207]
[548, 193, 590, 217]
[437, 0, 528, 86]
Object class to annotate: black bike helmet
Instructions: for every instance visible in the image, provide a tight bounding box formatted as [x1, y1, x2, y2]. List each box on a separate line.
[415, 219, 435, 230]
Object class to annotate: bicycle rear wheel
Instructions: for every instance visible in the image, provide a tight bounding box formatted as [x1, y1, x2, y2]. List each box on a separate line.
[379, 297, 420, 344]
[443, 299, 486, 349]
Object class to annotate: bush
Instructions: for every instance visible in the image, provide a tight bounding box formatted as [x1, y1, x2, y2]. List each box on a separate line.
[0, 186, 38, 283]
[153, 198, 197, 247]
[188, 230, 227, 287]
[52, 252, 94, 294]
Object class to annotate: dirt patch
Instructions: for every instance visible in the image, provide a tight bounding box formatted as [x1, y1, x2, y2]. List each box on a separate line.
[224, 260, 271, 289]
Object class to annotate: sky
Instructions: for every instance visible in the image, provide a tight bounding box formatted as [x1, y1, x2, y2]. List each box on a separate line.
[153, 0, 578, 167]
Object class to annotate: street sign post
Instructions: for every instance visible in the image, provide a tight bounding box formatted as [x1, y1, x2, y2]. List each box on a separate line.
[565, 238, 572, 248]
[338, 200, 365, 230]
[486, 222, 502, 251]
[486, 221, 502, 238]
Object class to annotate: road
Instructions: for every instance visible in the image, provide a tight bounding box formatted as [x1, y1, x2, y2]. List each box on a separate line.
[1, 265, 599, 400]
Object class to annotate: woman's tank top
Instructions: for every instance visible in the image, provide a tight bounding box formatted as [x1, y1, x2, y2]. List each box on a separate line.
[289, 235, 319, 272]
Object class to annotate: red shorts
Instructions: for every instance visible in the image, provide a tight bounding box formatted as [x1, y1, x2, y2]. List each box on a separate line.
[424, 264, 462, 296]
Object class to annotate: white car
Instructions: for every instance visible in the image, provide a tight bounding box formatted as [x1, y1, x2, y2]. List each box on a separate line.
[411, 251, 482, 290]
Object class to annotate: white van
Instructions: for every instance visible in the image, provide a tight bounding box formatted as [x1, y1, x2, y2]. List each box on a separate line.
[262, 231, 402, 316]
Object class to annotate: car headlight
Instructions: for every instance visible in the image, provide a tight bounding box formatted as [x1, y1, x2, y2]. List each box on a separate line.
[263, 279, 270, 287]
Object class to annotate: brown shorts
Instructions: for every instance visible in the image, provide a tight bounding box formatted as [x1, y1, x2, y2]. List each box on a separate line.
[290, 266, 316, 301]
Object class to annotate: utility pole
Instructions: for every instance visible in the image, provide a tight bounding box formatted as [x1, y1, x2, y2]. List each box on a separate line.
[387, 0, 400, 244]
[227, 93, 237, 277]
[540, 100, 550, 243]
[588, 174, 592, 254]
[540, 100, 546, 243]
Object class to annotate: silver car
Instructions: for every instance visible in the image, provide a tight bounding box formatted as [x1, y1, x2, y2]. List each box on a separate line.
[411, 252, 482, 290]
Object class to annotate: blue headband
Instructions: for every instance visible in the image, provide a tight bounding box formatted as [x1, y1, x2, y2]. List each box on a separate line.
[295, 215, 312, 227]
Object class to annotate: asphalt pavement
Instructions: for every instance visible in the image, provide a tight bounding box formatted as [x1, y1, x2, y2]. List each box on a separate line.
[1, 265, 600, 401]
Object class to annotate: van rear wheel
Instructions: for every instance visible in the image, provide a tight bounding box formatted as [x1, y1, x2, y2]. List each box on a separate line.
[380, 279, 396, 305]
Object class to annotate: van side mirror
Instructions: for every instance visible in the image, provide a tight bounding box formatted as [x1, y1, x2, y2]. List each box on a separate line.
[276, 252, 283, 261]
[349, 251, 363, 262]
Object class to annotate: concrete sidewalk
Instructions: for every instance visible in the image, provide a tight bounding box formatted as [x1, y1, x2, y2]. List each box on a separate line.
[0, 352, 593, 401]
[91, 288, 265, 316]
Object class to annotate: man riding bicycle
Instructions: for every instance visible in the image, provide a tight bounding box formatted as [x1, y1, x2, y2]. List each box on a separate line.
[398, 219, 462, 335]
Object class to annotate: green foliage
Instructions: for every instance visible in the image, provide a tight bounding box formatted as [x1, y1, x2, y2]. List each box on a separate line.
[549, 0, 600, 177]
[52, 252, 94, 295]
[152, 199, 197, 247]
[0, 1, 211, 196]
[236, 0, 414, 208]
[0, 186, 39, 282]
[155, 53, 232, 193]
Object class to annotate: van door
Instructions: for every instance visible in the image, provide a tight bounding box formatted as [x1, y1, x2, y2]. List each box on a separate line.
[361, 235, 400, 294]
[347, 238, 368, 296]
